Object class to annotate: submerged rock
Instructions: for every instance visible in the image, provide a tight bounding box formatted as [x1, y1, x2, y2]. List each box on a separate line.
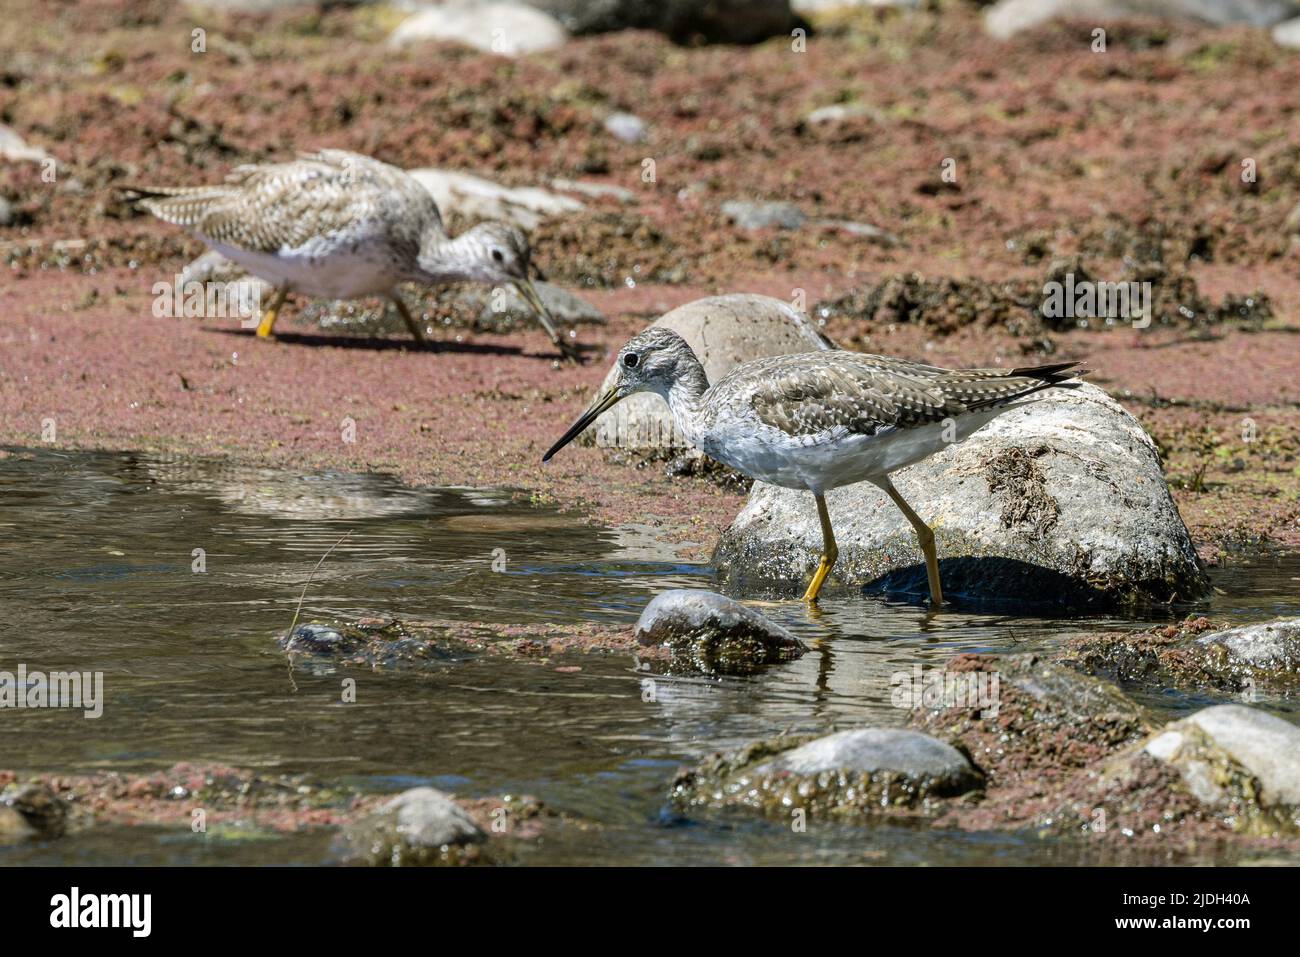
[279, 619, 471, 671]
[672, 727, 983, 819]
[1121, 705, 1300, 835]
[338, 787, 488, 866]
[634, 589, 805, 675]
[590, 294, 832, 453]
[713, 383, 1208, 609]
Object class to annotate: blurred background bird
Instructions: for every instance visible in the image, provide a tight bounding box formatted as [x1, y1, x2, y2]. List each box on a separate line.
[126, 149, 579, 361]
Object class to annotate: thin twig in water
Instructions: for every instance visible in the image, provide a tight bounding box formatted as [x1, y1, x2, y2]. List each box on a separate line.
[283, 531, 353, 691]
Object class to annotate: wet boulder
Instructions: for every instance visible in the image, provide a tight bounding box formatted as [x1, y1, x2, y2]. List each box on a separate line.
[590, 294, 833, 453]
[1121, 705, 1300, 835]
[635, 589, 805, 675]
[713, 383, 1208, 609]
[1194, 617, 1300, 673]
[1062, 617, 1300, 696]
[338, 787, 488, 866]
[671, 728, 983, 819]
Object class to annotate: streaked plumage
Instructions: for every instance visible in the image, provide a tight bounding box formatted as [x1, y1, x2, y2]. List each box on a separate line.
[544, 326, 1087, 605]
[128, 150, 577, 358]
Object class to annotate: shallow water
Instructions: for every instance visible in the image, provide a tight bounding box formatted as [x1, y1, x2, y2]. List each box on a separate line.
[1, 446, 1297, 866]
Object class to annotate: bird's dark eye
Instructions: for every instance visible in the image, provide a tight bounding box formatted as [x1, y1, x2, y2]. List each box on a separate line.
[622, 352, 639, 368]
[491, 249, 504, 262]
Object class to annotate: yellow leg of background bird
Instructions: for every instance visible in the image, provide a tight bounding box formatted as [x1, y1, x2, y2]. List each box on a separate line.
[390, 294, 427, 344]
[255, 287, 289, 339]
[877, 476, 944, 608]
[800, 492, 839, 603]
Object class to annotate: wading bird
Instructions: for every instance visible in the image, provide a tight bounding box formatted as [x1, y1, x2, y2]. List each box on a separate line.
[543, 327, 1085, 605]
[128, 149, 579, 360]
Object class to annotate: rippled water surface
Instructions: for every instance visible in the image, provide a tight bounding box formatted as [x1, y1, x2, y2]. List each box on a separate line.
[1, 446, 1297, 865]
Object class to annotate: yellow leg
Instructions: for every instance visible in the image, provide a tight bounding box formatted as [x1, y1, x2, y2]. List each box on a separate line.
[255, 287, 289, 339]
[800, 492, 839, 603]
[877, 476, 944, 608]
[390, 294, 427, 344]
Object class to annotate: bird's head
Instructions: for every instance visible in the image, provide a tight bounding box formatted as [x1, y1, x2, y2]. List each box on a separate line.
[543, 327, 699, 462]
[459, 222, 536, 284]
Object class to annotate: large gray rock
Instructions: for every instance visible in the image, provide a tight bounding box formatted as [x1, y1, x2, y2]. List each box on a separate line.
[338, 787, 486, 866]
[1195, 618, 1300, 672]
[634, 588, 805, 674]
[528, 0, 801, 43]
[986, 0, 1300, 39]
[1136, 705, 1300, 830]
[714, 383, 1207, 608]
[391, 2, 569, 55]
[591, 294, 832, 452]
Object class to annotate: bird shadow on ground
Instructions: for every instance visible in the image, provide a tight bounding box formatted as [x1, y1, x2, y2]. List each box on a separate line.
[203, 326, 531, 357]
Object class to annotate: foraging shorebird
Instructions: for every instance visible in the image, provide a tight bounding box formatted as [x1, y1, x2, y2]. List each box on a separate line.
[128, 149, 579, 360]
[544, 328, 1085, 605]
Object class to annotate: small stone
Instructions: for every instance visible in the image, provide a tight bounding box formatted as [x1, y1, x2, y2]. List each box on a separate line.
[281, 623, 363, 656]
[635, 589, 805, 675]
[603, 111, 648, 144]
[721, 200, 807, 231]
[338, 787, 486, 866]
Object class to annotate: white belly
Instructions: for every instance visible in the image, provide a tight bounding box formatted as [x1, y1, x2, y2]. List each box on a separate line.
[207, 238, 404, 300]
[701, 404, 1022, 494]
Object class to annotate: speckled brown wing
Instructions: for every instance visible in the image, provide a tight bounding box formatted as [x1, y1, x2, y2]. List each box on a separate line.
[741, 353, 961, 438]
[744, 353, 1083, 438]
[131, 150, 441, 255]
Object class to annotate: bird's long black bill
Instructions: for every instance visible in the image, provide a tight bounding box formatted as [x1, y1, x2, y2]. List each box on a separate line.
[542, 388, 621, 462]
